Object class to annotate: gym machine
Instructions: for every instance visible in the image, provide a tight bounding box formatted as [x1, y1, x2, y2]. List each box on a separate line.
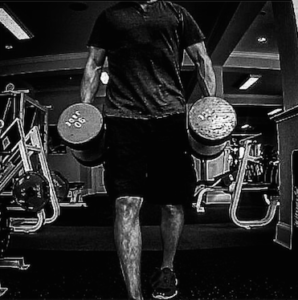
[0, 89, 60, 275]
[192, 133, 279, 229]
[187, 97, 279, 229]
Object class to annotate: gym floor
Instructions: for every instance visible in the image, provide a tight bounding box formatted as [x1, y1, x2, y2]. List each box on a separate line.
[1, 193, 297, 300]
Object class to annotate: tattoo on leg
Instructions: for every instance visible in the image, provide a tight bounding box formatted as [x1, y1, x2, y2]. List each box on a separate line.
[114, 196, 143, 300]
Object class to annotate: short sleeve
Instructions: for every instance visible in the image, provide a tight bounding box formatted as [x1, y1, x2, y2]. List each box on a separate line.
[87, 11, 109, 49]
[180, 7, 205, 48]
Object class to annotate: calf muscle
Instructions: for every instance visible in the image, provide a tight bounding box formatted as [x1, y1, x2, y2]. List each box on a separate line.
[114, 197, 144, 300]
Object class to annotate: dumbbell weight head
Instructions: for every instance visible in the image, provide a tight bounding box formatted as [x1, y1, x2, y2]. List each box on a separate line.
[188, 96, 237, 158]
[57, 103, 106, 166]
[57, 103, 104, 150]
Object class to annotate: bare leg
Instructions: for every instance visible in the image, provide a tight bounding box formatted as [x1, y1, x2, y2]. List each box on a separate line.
[114, 196, 144, 300]
[160, 204, 184, 270]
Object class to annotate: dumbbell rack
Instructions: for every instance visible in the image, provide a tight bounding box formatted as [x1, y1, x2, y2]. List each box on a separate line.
[194, 135, 280, 229]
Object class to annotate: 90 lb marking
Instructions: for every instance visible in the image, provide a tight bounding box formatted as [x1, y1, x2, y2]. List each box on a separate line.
[65, 111, 86, 128]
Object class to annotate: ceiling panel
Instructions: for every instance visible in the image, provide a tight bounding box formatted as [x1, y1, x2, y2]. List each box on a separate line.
[233, 1, 278, 54]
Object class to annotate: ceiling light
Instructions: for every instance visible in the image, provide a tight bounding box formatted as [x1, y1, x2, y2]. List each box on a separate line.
[241, 124, 251, 129]
[100, 71, 109, 84]
[5, 44, 13, 50]
[239, 75, 261, 90]
[0, 6, 33, 40]
[257, 36, 268, 44]
[267, 108, 282, 116]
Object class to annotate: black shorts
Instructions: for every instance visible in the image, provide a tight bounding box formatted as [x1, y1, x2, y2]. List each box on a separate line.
[103, 114, 197, 206]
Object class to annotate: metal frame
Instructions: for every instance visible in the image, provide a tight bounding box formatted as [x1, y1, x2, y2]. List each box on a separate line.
[0, 119, 60, 233]
[0, 257, 30, 270]
[0, 91, 49, 153]
[0, 283, 8, 297]
[229, 139, 279, 229]
[0, 91, 56, 296]
[194, 136, 279, 229]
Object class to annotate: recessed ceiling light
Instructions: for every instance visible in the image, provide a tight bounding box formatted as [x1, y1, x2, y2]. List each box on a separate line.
[239, 75, 261, 90]
[257, 36, 268, 44]
[241, 124, 251, 129]
[267, 108, 283, 116]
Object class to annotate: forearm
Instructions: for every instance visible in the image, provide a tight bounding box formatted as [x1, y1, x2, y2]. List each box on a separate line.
[186, 42, 216, 98]
[81, 47, 106, 104]
[195, 56, 216, 97]
[81, 62, 102, 104]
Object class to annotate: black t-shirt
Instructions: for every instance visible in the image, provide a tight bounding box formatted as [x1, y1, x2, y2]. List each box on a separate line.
[88, 1, 205, 119]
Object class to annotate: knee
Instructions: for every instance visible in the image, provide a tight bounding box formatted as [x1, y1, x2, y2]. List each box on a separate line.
[162, 204, 184, 217]
[115, 196, 143, 220]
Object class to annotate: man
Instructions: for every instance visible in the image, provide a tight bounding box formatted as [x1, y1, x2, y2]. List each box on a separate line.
[81, 1, 216, 299]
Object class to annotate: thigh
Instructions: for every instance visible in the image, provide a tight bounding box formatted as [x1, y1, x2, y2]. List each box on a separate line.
[104, 117, 148, 200]
[146, 114, 197, 206]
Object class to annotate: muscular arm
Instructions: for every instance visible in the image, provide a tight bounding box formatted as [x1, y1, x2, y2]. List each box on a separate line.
[186, 41, 216, 97]
[81, 46, 106, 104]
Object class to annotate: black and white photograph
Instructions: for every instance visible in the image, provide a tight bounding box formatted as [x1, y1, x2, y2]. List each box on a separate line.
[0, 1, 297, 299]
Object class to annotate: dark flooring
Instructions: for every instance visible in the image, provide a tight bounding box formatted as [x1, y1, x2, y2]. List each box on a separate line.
[1, 192, 297, 300]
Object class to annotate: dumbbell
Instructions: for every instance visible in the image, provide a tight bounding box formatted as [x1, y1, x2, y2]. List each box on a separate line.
[188, 96, 237, 158]
[57, 103, 106, 167]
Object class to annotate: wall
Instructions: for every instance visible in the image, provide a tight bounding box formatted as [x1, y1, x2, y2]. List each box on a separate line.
[272, 1, 298, 249]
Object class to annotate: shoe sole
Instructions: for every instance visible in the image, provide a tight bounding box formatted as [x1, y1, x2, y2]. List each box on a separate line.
[152, 290, 178, 300]
[152, 273, 179, 300]
[152, 279, 178, 300]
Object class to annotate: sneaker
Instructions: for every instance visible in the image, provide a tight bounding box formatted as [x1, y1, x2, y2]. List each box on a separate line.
[151, 267, 178, 299]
